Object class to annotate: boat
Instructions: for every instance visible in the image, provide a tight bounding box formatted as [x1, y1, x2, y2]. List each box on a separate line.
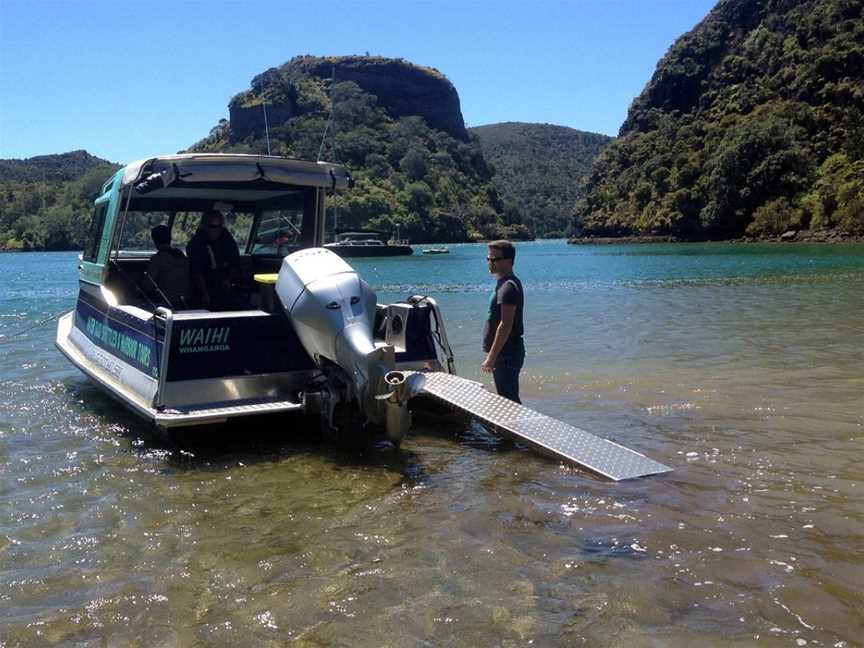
[55, 154, 451, 443]
[422, 247, 449, 255]
[55, 152, 671, 479]
[324, 231, 413, 257]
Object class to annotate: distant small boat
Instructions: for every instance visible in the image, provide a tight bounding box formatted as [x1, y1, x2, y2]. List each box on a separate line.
[422, 247, 449, 255]
[324, 231, 413, 257]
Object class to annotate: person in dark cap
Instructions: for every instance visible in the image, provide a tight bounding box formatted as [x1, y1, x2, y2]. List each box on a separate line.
[147, 224, 192, 309]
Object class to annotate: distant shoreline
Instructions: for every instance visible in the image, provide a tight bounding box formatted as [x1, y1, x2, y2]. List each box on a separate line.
[2, 230, 863, 253]
[567, 230, 864, 245]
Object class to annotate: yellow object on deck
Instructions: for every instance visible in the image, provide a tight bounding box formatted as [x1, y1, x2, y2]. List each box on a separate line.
[253, 274, 279, 312]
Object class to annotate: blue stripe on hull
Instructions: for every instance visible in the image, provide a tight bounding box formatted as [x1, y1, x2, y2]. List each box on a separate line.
[78, 289, 160, 339]
[74, 297, 162, 378]
[72, 292, 438, 386]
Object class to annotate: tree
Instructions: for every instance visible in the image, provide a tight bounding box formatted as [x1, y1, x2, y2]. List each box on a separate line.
[399, 148, 429, 181]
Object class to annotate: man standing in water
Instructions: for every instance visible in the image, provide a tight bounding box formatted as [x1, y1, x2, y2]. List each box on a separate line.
[481, 240, 525, 403]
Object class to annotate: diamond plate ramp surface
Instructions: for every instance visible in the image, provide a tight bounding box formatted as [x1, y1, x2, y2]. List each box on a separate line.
[415, 372, 672, 481]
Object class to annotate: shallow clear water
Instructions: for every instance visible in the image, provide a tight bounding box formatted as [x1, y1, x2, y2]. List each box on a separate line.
[1, 242, 862, 646]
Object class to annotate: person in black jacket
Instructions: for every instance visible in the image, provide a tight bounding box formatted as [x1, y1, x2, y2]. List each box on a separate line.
[186, 209, 239, 309]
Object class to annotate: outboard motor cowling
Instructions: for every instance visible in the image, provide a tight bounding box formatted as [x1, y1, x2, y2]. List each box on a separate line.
[275, 248, 376, 369]
[275, 248, 422, 443]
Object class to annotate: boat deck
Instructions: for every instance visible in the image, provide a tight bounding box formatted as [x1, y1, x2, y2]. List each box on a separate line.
[155, 398, 303, 426]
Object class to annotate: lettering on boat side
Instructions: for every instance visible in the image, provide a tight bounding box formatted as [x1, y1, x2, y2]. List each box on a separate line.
[85, 316, 153, 371]
[178, 326, 231, 353]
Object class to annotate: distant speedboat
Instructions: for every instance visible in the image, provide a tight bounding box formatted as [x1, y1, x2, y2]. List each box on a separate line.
[422, 247, 449, 255]
[324, 231, 413, 257]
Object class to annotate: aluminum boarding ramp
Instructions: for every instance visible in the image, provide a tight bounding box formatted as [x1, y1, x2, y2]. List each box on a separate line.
[415, 372, 672, 481]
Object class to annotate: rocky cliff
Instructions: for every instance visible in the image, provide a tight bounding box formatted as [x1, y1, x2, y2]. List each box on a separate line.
[189, 55, 525, 243]
[228, 56, 468, 144]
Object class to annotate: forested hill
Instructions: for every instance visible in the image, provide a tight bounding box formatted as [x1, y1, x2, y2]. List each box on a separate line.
[189, 55, 527, 243]
[0, 151, 113, 182]
[471, 123, 612, 237]
[0, 152, 119, 250]
[575, 0, 864, 240]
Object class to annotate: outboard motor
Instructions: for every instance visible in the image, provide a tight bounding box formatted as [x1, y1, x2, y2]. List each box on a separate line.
[275, 248, 425, 444]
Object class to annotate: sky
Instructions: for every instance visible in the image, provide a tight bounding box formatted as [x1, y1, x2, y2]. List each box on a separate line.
[0, 0, 717, 164]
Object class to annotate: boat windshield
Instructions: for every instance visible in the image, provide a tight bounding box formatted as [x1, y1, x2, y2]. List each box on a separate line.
[113, 210, 254, 255]
[110, 186, 312, 257]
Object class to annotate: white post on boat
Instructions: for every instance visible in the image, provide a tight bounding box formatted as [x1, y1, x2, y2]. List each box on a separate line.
[262, 101, 271, 156]
[153, 307, 174, 411]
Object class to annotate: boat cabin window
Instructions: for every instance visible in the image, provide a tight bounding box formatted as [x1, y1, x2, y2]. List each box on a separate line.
[113, 210, 171, 254]
[101, 183, 321, 310]
[112, 210, 255, 256]
[226, 213, 254, 249]
[83, 202, 108, 262]
[250, 208, 304, 256]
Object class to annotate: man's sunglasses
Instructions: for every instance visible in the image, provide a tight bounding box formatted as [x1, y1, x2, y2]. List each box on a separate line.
[208, 224, 223, 229]
[486, 256, 504, 262]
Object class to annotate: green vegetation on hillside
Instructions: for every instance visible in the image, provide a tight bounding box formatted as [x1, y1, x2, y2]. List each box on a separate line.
[190, 56, 529, 243]
[575, 0, 864, 239]
[471, 122, 611, 237]
[0, 152, 119, 250]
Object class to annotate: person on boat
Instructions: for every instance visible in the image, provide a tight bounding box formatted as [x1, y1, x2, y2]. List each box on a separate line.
[186, 209, 240, 309]
[480, 240, 525, 403]
[146, 224, 192, 309]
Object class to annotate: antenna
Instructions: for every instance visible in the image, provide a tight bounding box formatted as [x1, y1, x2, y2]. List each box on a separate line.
[317, 65, 338, 241]
[262, 101, 272, 155]
[317, 65, 336, 162]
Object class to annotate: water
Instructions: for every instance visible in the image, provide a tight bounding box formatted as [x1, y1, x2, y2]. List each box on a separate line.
[1, 242, 862, 646]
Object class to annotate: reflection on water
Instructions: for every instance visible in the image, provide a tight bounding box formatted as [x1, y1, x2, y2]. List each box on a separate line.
[1, 244, 862, 645]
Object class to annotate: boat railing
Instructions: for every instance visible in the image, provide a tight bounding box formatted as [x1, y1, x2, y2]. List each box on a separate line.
[153, 307, 174, 410]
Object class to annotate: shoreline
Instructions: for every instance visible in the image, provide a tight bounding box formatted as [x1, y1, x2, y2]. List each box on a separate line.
[567, 230, 864, 245]
[3, 231, 863, 253]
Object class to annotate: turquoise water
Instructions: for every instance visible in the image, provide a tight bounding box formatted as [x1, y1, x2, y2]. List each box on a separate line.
[1, 242, 862, 645]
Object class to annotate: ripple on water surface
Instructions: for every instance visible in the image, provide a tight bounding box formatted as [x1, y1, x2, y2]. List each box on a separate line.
[0, 245, 862, 645]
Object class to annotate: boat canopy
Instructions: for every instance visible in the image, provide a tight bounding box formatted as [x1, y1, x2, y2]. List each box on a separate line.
[119, 154, 352, 194]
